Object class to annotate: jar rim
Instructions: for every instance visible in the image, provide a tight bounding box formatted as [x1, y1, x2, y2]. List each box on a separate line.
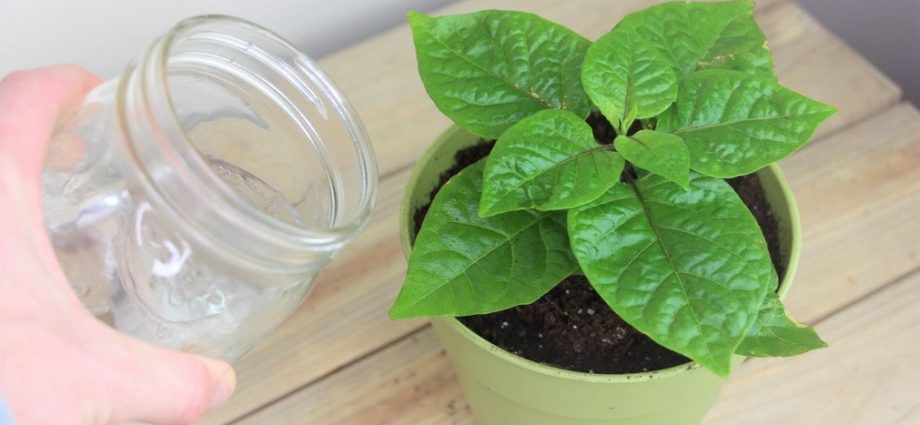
[120, 14, 377, 265]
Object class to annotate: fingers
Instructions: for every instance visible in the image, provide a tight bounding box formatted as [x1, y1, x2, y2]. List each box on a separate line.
[0, 66, 238, 424]
[0, 65, 100, 179]
[102, 328, 236, 425]
[0, 65, 103, 306]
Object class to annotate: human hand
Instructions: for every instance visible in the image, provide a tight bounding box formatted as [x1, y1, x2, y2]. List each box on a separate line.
[0, 66, 236, 425]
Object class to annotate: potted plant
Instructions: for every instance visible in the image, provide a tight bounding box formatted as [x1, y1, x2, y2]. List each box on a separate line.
[390, 1, 835, 424]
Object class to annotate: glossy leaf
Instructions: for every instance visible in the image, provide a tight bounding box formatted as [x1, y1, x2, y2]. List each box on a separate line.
[582, 21, 677, 132]
[391, 161, 577, 319]
[568, 173, 775, 376]
[736, 292, 827, 357]
[658, 69, 836, 177]
[480, 110, 624, 216]
[408, 10, 591, 139]
[541, 150, 625, 211]
[621, 0, 774, 78]
[614, 130, 690, 189]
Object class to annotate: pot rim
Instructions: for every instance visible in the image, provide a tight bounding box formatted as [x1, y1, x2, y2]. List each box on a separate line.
[399, 125, 802, 384]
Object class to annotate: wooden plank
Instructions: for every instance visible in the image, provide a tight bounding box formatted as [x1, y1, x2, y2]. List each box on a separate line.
[758, 2, 900, 140]
[241, 271, 920, 425]
[238, 329, 467, 425]
[704, 270, 920, 424]
[201, 2, 901, 422]
[236, 103, 920, 424]
[237, 328, 463, 425]
[782, 103, 920, 320]
[200, 167, 426, 424]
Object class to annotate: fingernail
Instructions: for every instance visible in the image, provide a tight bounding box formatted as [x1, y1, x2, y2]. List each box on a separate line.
[207, 362, 237, 409]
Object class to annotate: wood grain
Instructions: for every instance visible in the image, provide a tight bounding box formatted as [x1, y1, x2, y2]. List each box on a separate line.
[200, 167, 425, 424]
[239, 270, 920, 424]
[704, 270, 920, 424]
[760, 1, 900, 139]
[236, 327, 464, 425]
[779, 103, 920, 321]
[239, 329, 467, 425]
[234, 102, 920, 424]
[201, 1, 902, 423]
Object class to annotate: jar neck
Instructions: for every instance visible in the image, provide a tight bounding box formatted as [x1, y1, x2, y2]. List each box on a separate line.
[115, 15, 376, 271]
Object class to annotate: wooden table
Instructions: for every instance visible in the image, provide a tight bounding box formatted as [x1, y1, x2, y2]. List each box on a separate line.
[200, 1, 918, 423]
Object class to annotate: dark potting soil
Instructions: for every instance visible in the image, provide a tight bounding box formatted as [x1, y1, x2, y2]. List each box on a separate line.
[586, 111, 645, 145]
[727, 174, 785, 282]
[412, 140, 496, 235]
[411, 112, 786, 374]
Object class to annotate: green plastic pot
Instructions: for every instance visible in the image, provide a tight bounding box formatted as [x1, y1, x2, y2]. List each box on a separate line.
[399, 126, 801, 425]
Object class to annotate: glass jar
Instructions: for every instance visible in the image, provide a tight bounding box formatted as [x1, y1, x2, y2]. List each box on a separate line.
[41, 15, 377, 362]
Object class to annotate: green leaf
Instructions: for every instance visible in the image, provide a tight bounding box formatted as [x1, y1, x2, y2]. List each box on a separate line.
[391, 161, 577, 319]
[658, 69, 836, 177]
[623, 0, 774, 78]
[614, 130, 690, 189]
[408, 10, 591, 139]
[480, 110, 624, 216]
[541, 150, 624, 211]
[568, 173, 775, 376]
[736, 292, 827, 357]
[582, 20, 678, 133]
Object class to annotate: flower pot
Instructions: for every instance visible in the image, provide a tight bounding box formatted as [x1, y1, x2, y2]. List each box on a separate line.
[399, 126, 801, 425]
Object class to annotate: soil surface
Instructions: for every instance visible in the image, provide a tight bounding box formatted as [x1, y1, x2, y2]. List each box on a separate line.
[412, 113, 785, 374]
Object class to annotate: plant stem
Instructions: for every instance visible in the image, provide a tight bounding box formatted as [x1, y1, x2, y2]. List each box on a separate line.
[618, 116, 637, 137]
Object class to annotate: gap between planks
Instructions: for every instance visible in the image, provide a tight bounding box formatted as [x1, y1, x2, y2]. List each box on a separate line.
[246, 266, 920, 424]
[703, 267, 920, 424]
[228, 326, 432, 424]
[807, 265, 920, 326]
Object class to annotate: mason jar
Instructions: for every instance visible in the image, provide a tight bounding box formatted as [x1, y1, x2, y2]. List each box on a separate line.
[41, 15, 377, 362]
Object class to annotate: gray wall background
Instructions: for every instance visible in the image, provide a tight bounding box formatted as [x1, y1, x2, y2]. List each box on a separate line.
[0, 0, 453, 78]
[797, 0, 920, 105]
[1, 0, 916, 105]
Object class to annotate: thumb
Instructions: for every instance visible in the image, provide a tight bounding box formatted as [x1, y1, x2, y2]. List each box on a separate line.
[100, 329, 236, 425]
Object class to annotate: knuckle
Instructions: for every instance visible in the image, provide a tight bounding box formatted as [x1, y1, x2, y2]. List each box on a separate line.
[174, 360, 219, 424]
[0, 69, 37, 89]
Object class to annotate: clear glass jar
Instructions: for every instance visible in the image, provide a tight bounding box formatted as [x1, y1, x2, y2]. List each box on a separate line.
[41, 15, 377, 362]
